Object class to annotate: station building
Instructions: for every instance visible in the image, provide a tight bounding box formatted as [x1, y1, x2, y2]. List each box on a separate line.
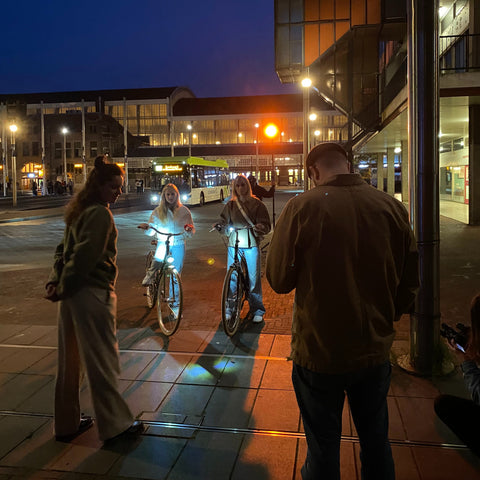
[0, 87, 345, 193]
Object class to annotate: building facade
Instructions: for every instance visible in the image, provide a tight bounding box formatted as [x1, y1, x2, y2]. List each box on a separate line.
[274, 0, 479, 225]
[0, 87, 346, 193]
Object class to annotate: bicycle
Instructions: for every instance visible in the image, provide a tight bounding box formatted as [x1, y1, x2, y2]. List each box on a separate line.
[212, 224, 252, 336]
[141, 225, 185, 336]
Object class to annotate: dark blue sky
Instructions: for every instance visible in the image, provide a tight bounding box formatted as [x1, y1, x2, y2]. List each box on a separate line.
[1, 0, 298, 98]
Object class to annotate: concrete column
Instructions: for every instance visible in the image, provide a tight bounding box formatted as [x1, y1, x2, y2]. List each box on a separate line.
[401, 141, 408, 203]
[387, 147, 395, 196]
[469, 104, 480, 225]
[376, 153, 384, 191]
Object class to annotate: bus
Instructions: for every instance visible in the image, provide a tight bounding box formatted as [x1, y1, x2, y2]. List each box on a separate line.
[149, 156, 230, 206]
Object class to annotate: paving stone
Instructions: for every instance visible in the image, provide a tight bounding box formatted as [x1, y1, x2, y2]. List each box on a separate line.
[203, 386, 257, 429]
[232, 434, 297, 480]
[168, 430, 243, 480]
[3, 326, 56, 346]
[0, 416, 51, 462]
[107, 435, 186, 480]
[217, 357, 267, 389]
[0, 374, 53, 410]
[0, 348, 53, 374]
[249, 388, 300, 432]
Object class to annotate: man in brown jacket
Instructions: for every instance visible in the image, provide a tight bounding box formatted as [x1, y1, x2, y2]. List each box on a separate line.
[266, 142, 419, 479]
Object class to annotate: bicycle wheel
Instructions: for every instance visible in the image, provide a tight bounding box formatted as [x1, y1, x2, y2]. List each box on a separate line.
[157, 268, 183, 336]
[221, 265, 245, 336]
[145, 251, 157, 308]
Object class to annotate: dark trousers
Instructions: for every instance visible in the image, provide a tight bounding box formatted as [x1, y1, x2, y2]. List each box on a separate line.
[434, 394, 480, 457]
[292, 361, 395, 480]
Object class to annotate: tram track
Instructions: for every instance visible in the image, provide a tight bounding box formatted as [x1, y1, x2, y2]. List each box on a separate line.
[0, 409, 468, 452]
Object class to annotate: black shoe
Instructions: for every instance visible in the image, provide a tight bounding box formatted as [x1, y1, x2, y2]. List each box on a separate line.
[104, 420, 145, 443]
[56, 415, 94, 442]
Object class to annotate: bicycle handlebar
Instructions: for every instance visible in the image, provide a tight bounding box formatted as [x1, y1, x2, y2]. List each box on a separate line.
[146, 225, 186, 237]
[210, 224, 253, 233]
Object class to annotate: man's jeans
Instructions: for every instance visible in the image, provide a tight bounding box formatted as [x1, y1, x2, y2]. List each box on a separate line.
[227, 246, 265, 317]
[292, 361, 395, 480]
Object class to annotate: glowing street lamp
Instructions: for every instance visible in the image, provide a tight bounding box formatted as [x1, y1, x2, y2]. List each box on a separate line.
[301, 77, 312, 88]
[187, 124, 192, 157]
[264, 123, 278, 227]
[61, 127, 68, 183]
[10, 124, 18, 207]
[264, 123, 278, 139]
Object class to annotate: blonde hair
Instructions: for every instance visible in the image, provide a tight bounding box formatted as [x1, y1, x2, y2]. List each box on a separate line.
[156, 183, 182, 222]
[231, 174, 253, 201]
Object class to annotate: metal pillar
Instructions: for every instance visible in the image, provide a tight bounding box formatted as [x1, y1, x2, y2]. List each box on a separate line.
[1, 109, 7, 197]
[123, 97, 128, 193]
[82, 99, 87, 185]
[387, 148, 395, 196]
[63, 132, 68, 184]
[401, 141, 408, 203]
[407, 0, 441, 375]
[10, 125, 17, 207]
[41, 102, 46, 195]
[303, 85, 309, 191]
[469, 105, 480, 225]
[377, 153, 384, 191]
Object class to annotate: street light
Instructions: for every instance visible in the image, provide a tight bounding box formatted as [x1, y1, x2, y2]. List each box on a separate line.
[9, 124, 17, 207]
[187, 124, 192, 157]
[301, 76, 312, 191]
[264, 123, 278, 227]
[61, 127, 68, 184]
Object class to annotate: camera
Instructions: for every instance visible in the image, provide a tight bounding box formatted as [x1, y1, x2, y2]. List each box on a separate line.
[440, 322, 470, 352]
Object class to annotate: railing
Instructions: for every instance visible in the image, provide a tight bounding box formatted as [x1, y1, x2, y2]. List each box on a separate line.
[439, 33, 480, 74]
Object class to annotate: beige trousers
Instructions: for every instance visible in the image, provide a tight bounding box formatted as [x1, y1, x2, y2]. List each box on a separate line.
[54, 287, 134, 440]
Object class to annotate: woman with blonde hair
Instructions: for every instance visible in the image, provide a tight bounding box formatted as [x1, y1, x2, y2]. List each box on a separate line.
[216, 174, 271, 323]
[138, 183, 195, 285]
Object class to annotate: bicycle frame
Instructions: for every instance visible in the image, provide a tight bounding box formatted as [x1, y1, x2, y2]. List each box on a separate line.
[217, 225, 252, 336]
[144, 225, 185, 336]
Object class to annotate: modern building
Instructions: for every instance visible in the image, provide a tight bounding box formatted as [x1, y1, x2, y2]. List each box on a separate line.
[0, 87, 346, 193]
[274, 0, 479, 225]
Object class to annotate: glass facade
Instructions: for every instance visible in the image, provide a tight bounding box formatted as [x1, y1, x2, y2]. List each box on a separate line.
[107, 102, 169, 146]
[440, 135, 469, 204]
[26, 105, 95, 115]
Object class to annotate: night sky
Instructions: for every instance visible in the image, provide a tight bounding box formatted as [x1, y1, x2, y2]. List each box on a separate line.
[1, 0, 298, 98]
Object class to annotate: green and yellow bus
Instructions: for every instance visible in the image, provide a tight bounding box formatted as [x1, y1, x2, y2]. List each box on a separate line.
[150, 156, 230, 206]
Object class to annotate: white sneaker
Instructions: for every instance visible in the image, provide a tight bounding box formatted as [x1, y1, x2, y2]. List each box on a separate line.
[252, 315, 264, 323]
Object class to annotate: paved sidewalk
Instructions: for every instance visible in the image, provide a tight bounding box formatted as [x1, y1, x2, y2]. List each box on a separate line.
[0, 205, 480, 479]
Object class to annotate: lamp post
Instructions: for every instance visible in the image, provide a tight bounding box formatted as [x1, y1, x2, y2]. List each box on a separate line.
[187, 124, 192, 157]
[61, 127, 68, 184]
[10, 124, 17, 207]
[254, 123, 259, 178]
[264, 123, 278, 227]
[2, 124, 8, 197]
[301, 76, 312, 191]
